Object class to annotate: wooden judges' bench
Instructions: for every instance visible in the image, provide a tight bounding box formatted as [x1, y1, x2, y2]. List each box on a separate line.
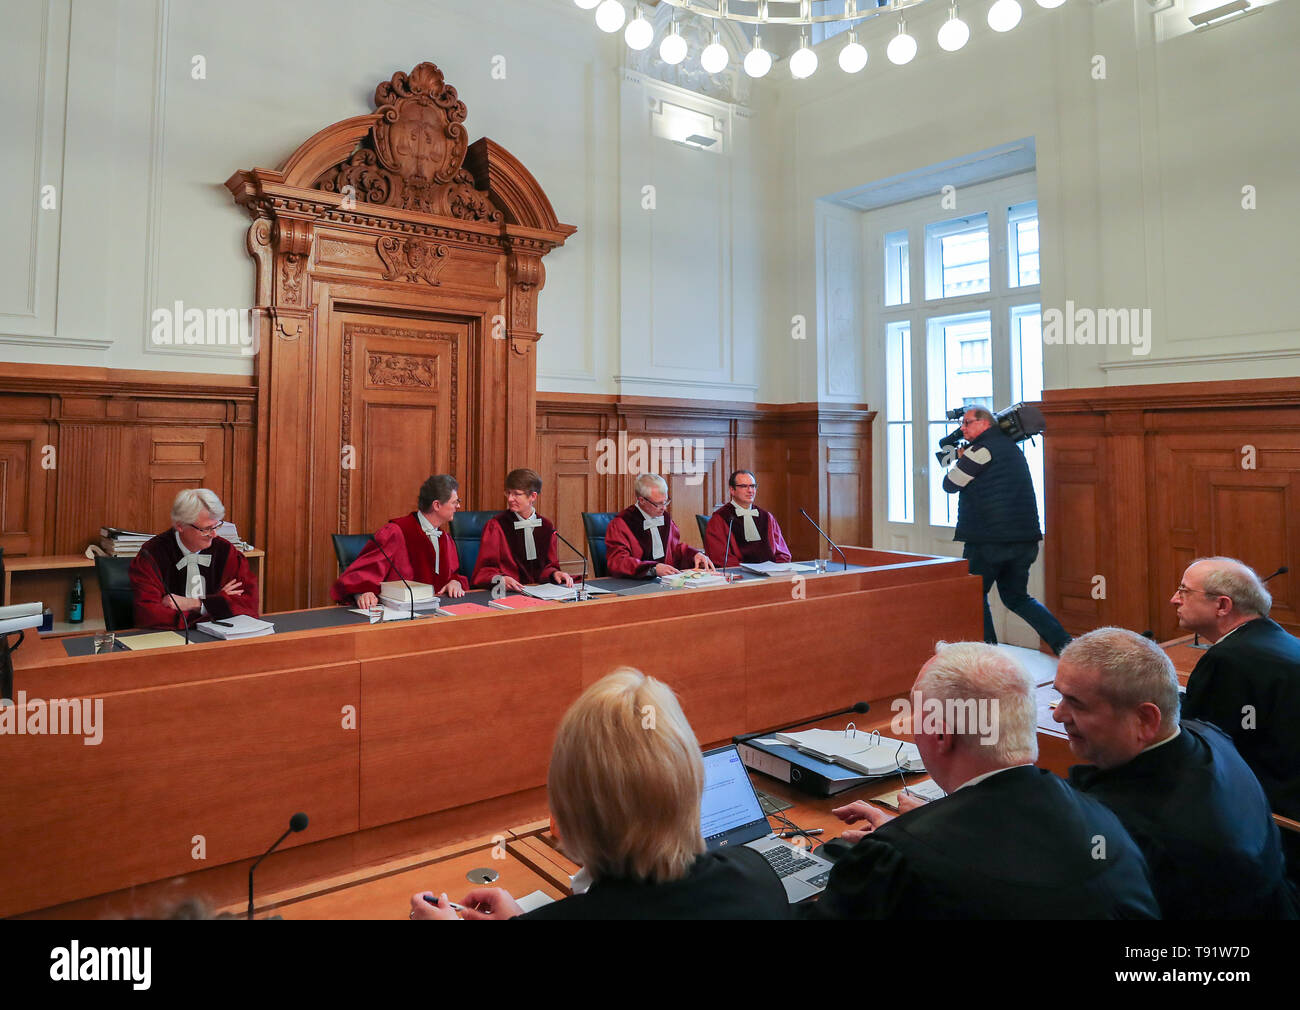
[2, 547, 980, 919]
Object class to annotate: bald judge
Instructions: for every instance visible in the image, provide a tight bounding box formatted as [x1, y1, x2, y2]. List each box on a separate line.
[471, 468, 575, 592]
[605, 474, 716, 579]
[704, 469, 792, 568]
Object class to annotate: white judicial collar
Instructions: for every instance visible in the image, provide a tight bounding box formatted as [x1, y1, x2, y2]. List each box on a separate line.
[731, 501, 761, 542]
[417, 510, 442, 574]
[512, 510, 542, 562]
[636, 504, 666, 560]
[173, 531, 210, 599]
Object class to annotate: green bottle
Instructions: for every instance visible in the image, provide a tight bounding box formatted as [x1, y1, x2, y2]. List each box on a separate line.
[69, 576, 84, 624]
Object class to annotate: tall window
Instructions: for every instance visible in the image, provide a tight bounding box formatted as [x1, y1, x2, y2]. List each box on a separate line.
[873, 181, 1044, 535]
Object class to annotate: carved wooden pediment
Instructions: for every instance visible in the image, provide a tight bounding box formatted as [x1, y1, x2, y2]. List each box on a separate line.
[315, 62, 501, 222]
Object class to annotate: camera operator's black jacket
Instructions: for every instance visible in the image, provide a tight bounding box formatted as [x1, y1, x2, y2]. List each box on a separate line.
[944, 426, 1042, 543]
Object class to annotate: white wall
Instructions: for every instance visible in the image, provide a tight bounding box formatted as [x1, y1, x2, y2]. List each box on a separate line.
[0, 0, 764, 401]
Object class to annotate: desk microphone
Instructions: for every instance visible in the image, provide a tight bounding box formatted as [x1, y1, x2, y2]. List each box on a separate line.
[372, 537, 417, 622]
[733, 700, 871, 745]
[713, 503, 738, 583]
[552, 531, 588, 600]
[800, 508, 848, 571]
[1262, 565, 1289, 583]
[148, 551, 190, 644]
[248, 812, 309, 920]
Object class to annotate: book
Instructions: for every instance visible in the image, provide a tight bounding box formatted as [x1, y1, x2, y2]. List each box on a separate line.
[519, 582, 613, 601]
[195, 615, 275, 640]
[488, 595, 557, 611]
[99, 526, 151, 541]
[119, 631, 188, 651]
[378, 593, 441, 612]
[661, 570, 730, 589]
[350, 606, 422, 622]
[432, 602, 495, 617]
[738, 561, 817, 575]
[773, 728, 924, 777]
[379, 580, 434, 603]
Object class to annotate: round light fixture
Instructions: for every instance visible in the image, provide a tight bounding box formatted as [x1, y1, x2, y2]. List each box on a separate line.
[987, 0, 1023, 32]
[660, 25, 687, 65]
[743, 37, 773, 78]
[624, 10, 654, 50]
[1036, 0, 1066, 7]
[937, 7, 971, 51]
[887, 23, 917, 65]
[575, 0, 599, 10]
[838, 31, 868, 74]
[789, 39, 818, 79]
[701, 34, 729, 74]
[594, 0, 626, 33]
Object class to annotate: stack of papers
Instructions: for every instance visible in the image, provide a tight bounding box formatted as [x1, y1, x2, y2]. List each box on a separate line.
[120, 631, 188, 650]
[378, 581, 439, 611]
[773, 728, 924, 776]
[661, 571, 730, 589]
[488, 595, 556, 611]
[195, 615, 275, 639]
[351, 606, 423, 622]
[738, 561, 817, 575]
[519, 583, 613, 601]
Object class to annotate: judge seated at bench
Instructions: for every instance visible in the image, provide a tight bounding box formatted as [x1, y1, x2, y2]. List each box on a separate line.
[470, 468, 574, 592]
[128, 488, 260, 630]
[410, 668, 789, 920]
[704, 469, 791, 568]
[331, 474, 468, 610]
[605, 473, 715, 579]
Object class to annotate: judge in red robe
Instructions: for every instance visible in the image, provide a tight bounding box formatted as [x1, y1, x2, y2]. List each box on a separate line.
[470, 468, 575, 591]
[331, 475, 468, 607]
[705, 468, 793, 567]
[605, 474, 716, 579]
[128, 488, 259, 630]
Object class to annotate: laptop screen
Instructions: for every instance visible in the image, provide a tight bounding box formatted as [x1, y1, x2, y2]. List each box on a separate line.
[700, 746, 770, 849]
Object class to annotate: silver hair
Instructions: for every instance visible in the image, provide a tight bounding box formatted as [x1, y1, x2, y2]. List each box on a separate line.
[171, 488, 226, 526]
[635, 473, 668, 498]
[1059, 627, 1180, 733]
[916, 641, 1038, 764]
[1190, 556, 1271, 618]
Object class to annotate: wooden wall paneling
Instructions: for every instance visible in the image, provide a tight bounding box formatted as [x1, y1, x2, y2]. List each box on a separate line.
[0, 420, 52, 558]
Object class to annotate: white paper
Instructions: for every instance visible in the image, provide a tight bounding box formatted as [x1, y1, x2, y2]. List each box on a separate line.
[738, 561, 817, 575]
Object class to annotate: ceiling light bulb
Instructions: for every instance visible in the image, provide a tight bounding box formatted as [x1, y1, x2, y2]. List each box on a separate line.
[625, 10, 654, 50]
[575, 0, 599, 10]
[701, 35, 729, 74]
[595, 0, 626, 33]
[790, 33, 818, 79]
[886, 24, 917, 65]
[987, 0, 1023, 31]
[1036, 0, 1066, 7]
[838, 32, 868, 73]
[660, 26, 687, 65]
[937, 8, 971, 51]
[744, 39, 773, 78]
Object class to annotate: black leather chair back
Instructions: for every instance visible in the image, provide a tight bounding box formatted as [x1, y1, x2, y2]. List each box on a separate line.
[581, 512, 617, 578]
[94, 555, 136, 632]
[332, 533, 373, 573]
[695, 514, 710, 545]
[449, 511, 497, 582]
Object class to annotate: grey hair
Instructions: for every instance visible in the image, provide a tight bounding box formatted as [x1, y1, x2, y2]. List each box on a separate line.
[171, 488, 225, 525]
[1190, 556, 1271, 618]
[915, 641, 1038, 764]
[966, 406, 995, 425]
[1060, 627, 1180, 733]
[635, 473, 668, 499]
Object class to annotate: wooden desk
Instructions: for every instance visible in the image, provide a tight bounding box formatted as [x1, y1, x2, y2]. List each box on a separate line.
[2, 546, 981, 918]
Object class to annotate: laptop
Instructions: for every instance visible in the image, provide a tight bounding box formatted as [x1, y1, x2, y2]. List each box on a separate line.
[700, 745, 837, 902]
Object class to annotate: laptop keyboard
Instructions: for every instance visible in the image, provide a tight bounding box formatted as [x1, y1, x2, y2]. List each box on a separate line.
[761, 845, 819, 879]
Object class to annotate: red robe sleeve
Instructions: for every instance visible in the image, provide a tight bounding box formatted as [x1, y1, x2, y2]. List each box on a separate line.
[605, 516, 657, 579]
[330, 523, 411, 605]
[437, 535, 469, 594]
[129, 549, 195, 630]
[704, 513, 734, 567]
[205, 548, 260, 620]
[768, 514, 792, 563]
[539, 528, 561, 584]
[470, 519, 516, 589]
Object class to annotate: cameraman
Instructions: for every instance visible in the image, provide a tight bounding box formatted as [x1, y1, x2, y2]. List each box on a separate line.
[942, 407, 1071, 656]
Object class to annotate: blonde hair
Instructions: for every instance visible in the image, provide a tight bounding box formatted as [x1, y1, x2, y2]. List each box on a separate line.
[916, 641, 1039, 764]
[548, 668, 705, 883]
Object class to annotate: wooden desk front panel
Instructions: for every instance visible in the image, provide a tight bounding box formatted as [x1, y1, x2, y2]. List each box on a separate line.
[0, 661, 360, 917]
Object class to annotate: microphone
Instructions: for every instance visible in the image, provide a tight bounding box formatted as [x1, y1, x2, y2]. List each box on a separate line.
[1263, 565, 1288, 583]
[800, 508, 848, 571]
[714, 503, 738, 583]
[148, 550, 190, 645]
[247, 812, 309, 920]
[371, 536, 417, 622]
[552, 530, 588, 600]
[734, 701, 872, 745]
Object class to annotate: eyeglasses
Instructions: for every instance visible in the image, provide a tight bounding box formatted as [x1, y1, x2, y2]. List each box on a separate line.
[1173, 584, 1220, 599]
[639, 494, 670, 509]
[732, 483, 757, 490]
[187, 522, 222, 536]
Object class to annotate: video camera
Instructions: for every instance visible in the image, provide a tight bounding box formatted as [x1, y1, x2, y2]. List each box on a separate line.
[934, 402, 1046, 465]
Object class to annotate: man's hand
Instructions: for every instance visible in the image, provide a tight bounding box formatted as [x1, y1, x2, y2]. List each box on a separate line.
[442, 581, 465, 599]
[831, 800, 897, 843]
[694, 553, 716, 572]
[553, 571, 575, 587]
[162, 594, 200, 611]
[654, 563, 681, 577]
[897, 789, 933, 814]
[220, 579, 244, 597]
[409, 891, 459, 920]
[501, 576, 524, 593]
[356, 591, 378, 610]
[456, 887, 524, 920]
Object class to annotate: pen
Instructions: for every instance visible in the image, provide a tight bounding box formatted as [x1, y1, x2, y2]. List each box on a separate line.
[777, 828, 822, 838]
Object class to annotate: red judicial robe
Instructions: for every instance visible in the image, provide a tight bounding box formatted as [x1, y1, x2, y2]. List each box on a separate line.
[605, 504, 700, 578]
[128, 532, 260, 630]
[704, 502, 792, 566]
[470, 510, 560, 588]
[330, 512, 468, 605]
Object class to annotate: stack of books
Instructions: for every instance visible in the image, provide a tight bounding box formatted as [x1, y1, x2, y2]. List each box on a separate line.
[378, 581, 440, 611]
[98, 527, 152, 557]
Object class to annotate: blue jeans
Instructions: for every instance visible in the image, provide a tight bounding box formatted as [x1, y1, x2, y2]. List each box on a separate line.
[962, 541, 1070, 655]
